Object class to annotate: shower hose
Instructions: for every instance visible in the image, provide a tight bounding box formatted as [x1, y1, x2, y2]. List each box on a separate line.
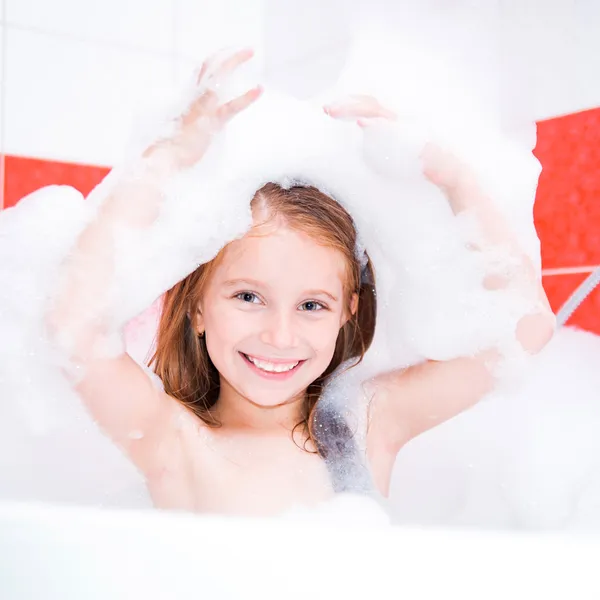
[555, 266, 600, 327]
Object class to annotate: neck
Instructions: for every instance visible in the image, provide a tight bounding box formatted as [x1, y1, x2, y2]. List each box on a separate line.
[215, 379, 307, 434]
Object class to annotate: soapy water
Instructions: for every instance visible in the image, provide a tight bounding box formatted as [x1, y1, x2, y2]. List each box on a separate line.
[0, 5, 598, 528]
[388, 326, 600, 531]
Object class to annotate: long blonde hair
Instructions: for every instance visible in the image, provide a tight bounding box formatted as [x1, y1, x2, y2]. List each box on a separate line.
[150, 182, 376, 451]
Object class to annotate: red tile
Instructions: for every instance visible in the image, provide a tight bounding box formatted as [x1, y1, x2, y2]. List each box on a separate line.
[0, 154, 4, 210]
[534, 107, 600, 269]
[3, 155, 110, 210]
[543, 273, 600, 335]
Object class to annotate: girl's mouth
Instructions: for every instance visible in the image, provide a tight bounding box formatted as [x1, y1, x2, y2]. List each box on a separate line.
[240, 352, 306, 380]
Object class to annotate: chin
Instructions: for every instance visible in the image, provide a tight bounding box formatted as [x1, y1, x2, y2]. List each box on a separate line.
[241, 384, 307, 409]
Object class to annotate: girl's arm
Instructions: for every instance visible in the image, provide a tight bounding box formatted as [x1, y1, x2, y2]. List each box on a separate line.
[45, 49, 262, 472]
[324, 96, 555, 456]
[367, 163, 554, 453]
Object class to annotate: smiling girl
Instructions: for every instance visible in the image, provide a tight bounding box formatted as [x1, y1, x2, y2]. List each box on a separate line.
[46, 48, 555, 516]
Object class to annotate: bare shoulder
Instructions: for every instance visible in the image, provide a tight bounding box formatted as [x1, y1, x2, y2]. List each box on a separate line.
[74, 352, 183, 475]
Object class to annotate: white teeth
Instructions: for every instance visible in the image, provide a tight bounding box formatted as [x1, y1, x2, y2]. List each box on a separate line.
[246, 355, 299, 373]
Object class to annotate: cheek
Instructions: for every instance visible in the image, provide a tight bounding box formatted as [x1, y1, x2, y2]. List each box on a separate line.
[313, 320, 342, 349]
[303, 316, 343, 363]
[209, 313, 248, 344]
[201, 301, 247, 363]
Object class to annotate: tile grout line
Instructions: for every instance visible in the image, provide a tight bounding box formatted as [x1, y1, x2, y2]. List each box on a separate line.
[171, 0, 178, 87]
[2, 21, 175, 61]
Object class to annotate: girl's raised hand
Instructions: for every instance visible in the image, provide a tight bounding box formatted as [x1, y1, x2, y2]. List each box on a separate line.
[144, 48, 263, 171]
[323, 94, 473, 192]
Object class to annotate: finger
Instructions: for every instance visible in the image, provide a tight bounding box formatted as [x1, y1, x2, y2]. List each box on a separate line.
[324, 103, 396, 120]
[217, 47, 254, 76]
[357, 117, 394, 128]
[216, 85, 263, 122]
[347, 94, 390, 111]
[197, 47, 254, 86]
[196, 61, 208, 84]
[206, 47, 254, 86]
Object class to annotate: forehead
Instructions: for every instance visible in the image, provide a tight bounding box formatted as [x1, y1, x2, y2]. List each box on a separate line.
[213, 225, 347, 290]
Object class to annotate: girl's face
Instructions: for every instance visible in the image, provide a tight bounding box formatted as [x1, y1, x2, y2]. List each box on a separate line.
[196, 223, 356, 409]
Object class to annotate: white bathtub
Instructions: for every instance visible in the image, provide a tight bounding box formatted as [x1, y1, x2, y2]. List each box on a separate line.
[0, 499, 598, 600]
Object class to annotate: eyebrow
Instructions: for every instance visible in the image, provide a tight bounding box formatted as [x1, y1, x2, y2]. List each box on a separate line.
[304, 289, 339, 302]
[222, 278, 269, 290]
[222, 279, 339, 302]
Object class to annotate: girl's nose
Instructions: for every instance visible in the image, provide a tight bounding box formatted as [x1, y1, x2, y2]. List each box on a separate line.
[260, 309, 298, 350]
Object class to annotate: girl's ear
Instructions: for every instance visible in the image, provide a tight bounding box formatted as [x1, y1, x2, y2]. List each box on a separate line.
[350, 293, 359, 316]
[189, 304, 205, 334]
[341, 293, 359, 327]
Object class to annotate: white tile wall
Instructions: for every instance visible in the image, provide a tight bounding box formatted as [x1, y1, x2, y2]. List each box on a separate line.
[575, 0, 600, 114]
[264, 42, 350, 100]
[261, 0, 352, 99]
[6, 0, 174, 53]
[4, 27, 173, 165]
[174, 0, 353, 100]
[2, 0, 599, 167]
[174, 0, 265, 61]
[501, 0, 600, 121]
[262, 0, 351, 72]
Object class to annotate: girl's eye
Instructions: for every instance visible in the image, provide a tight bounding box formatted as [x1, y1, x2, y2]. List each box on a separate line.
[235, 292, 261, 304]
[299, 300, 326, 312]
